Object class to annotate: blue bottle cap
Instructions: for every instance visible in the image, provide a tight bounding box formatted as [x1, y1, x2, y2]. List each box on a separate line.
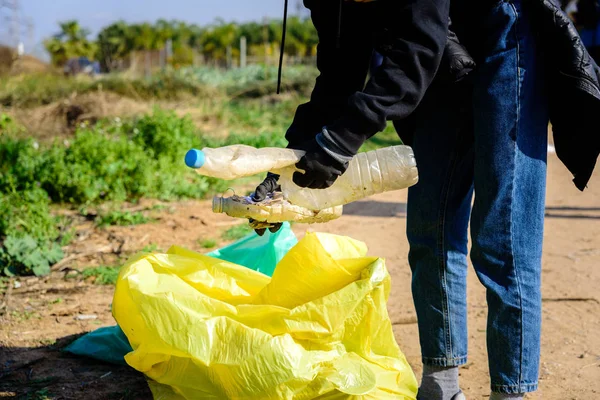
[185, 149, 205, 169]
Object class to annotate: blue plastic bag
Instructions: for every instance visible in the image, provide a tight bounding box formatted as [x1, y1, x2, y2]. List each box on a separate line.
[64, 223, 296, 364]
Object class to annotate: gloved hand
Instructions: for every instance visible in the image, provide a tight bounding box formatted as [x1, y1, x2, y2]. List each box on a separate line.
[292, 138, 349, 189]
[438, 18, 476, 83]
[249, 172, 283, 236]
[252, 172, 280, 202]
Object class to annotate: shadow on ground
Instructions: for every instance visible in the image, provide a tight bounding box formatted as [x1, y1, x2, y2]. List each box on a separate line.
[344, 202, 600, 220]
[0, 334, 150, 400]
[344, 201, 407, 218]
[545, 206, 600, 220]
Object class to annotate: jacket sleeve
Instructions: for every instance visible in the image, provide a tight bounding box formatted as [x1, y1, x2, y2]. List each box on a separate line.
[325, 0, 451, 156]
[285, 0, 375, 148]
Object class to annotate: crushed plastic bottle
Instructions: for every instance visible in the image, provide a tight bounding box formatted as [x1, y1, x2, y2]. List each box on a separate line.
[186, 144, 418, 211]
[185, 145, 304, 180]
[278, 145, 418, 210]
[213, 194, 343, 227]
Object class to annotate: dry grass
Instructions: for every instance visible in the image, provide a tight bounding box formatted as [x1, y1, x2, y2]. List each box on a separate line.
[0, 45, 50, 76]
[8, 91, 150, 140]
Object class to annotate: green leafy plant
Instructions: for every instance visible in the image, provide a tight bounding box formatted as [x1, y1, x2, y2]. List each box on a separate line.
[199, 239, 217, 249]
[97, 211, 151, 227]
[10, 310, 41, 321]
[81, 265, 121, 285]
[0, 189, 57, 239]
[0, 235, 63, 276]
[141, 243, 161, 253]
[0, 113, 23, 134]
[0, 276, 9, 294]
[222, 224, 253, 241]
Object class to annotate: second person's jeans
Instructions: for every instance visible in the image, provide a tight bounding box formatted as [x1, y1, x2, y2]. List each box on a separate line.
[407, 0, 548, 394]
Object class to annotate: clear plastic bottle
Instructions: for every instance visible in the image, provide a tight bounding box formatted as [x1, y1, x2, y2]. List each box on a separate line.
[213, 194, 343, 225]
[278, 145, 418, 210]
[186, 145, 418, 210]
[185, 145, 304, 180]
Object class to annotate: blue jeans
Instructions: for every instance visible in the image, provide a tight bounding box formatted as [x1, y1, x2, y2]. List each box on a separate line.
[407, 0, 548, 394]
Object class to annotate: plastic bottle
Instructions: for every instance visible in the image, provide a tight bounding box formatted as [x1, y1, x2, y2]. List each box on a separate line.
[185, 145, 304, 180]
[213, 194, 343, 225]
[278, 145, 418, 210]
[186, 145, 418, 210]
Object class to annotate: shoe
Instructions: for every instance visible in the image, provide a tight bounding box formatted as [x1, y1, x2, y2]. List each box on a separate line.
[452, 392, 466, 400]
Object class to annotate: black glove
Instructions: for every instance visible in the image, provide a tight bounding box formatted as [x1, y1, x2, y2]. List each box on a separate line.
[252, 172, 281, 202]
[438, 19, 476, 83]
[292, 139, 349, 189]
[249, 172, 283, 236]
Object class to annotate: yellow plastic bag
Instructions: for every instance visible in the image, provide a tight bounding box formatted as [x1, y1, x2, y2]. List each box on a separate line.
[113, 232, 417, 400]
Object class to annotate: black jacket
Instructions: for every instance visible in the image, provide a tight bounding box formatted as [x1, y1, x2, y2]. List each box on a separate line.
[531, 0, 600, 190]
[287, 0, 599, 191]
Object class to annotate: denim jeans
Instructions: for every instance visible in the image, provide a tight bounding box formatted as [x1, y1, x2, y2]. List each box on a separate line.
[407, 0, 548, 394]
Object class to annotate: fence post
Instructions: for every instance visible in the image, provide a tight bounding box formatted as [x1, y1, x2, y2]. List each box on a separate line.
[240, 36, 247, 68]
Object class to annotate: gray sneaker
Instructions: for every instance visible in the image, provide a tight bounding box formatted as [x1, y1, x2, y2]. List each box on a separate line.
[452, 392, 466, 400]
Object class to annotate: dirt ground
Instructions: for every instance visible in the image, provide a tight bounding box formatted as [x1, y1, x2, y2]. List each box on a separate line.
[1, 152, 598, 399]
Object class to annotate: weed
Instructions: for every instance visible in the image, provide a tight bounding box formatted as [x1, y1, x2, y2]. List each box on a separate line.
[39, 338, 56, 346]
[58, 228, 76, 247]
[81, 265, 121, 285]
[97, 211, 151, 227]
[141, 243, 161, 253]
[55, 216, 76, 247]
[49, 297, 63, 305]
[0, 189, 58, 241]
[0, 113, 23, 134]
[199, 239, 217, 249]
[222, 224, 253, 241]
[0, 235, 63, 276]
[0, 276, 8, 293]
[10, 310, 41, 321]
[23, 388, 54, 400]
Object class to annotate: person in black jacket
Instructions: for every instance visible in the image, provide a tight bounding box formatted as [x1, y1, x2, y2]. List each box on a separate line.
[252, 0, 600, 399]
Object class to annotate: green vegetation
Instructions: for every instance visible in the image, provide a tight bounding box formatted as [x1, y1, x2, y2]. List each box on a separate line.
[44, 17, 317, 69]
[10, 310, 41, 321]
[0, 54, 401, 278]
[0, 113, 23, 134]
[97, 211, 151, 227]
[0, 276, 8, 294]
[45, 21, 97, 67]
[141, 243, 162, 253]
[39, 338, 57, 346]
[0, 110, 223, 276]
[222, 224, 253, 241]
[22, 388, 54, 400]
[82, 265, 121, 285]
[0, 66, 316, 108]
[199, 239, 217, 249]
[0, 236, 63, 277]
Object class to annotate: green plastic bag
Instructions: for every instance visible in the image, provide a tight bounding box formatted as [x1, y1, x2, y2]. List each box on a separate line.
[64, 325, 132, 366]
[64, 223, 296, 364]
[206, 222, 297, 277]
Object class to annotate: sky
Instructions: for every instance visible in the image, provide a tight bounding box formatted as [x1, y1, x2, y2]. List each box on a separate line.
[1, 0, 301, 59]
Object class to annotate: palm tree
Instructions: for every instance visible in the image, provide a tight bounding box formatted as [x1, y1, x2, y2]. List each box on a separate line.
[200, 21, 238, 65]
[44, 20, 96, 66]
[97, 21, 130, 71]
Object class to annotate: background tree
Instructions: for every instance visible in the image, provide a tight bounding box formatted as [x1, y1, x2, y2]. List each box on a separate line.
[44, 20, 97, 66]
